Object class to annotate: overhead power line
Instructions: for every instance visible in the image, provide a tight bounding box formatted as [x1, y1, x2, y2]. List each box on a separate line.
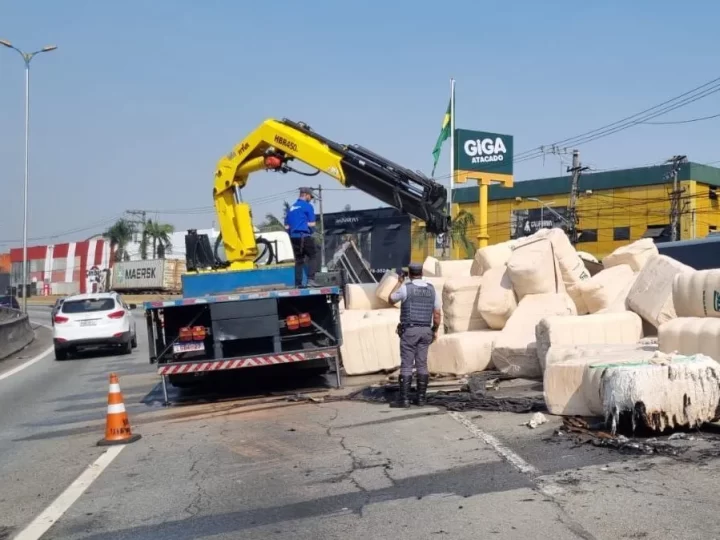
[640, 112, 720, 125]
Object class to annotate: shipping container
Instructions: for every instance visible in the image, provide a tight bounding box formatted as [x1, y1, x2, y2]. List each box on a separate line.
[110, 259, 186, 292]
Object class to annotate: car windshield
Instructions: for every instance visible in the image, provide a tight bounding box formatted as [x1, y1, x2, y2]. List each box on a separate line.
[62, 298, 116, 314]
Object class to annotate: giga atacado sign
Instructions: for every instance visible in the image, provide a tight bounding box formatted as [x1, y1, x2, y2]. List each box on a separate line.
[454, 128, 514, 175]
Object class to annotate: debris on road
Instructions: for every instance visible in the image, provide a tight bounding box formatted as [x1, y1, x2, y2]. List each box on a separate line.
[524, 412, 548, 429]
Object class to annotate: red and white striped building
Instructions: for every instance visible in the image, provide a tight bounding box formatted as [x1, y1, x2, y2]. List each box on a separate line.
[10, 239, 112, 295]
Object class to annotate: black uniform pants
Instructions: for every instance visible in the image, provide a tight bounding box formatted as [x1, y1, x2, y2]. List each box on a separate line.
[290, 236, 319, 286]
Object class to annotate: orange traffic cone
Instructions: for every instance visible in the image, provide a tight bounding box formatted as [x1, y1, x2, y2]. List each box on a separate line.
[97, 373, 142, 446]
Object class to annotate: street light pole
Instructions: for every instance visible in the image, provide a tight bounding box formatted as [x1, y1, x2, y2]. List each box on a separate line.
[0, 39, 57, 313]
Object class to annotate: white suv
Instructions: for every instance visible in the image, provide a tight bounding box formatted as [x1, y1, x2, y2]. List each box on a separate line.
[53, 292, 138, 360]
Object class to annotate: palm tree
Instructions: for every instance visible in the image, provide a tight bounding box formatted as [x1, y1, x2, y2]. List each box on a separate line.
[259, 213, 286, 232]
[412, 209, 477, 259]
[103, 219, 135, 262]
[144, 220, 174, 259]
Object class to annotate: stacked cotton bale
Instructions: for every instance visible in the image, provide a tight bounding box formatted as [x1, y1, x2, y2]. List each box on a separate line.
[477, 266, 518, 329]
[435, 258, 474, 278]
[658, 269, 720, 361]
[602, 237, 658, 272]
[428, 330, 500, 375]
[625, 254, 693, 330]
[491, 293, 577, 379]
[574, 264, 636, 313]
[422, 256, 439, 277]
[506, 237, 565, 300]
[441, 276, 488, 333]
[470, 240, 516, 276]
[535, 311, 644, 370]
[541, 229, 593, 314]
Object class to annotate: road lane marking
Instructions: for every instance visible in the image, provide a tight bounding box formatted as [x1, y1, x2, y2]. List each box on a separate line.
[14, 445, 126, 540]
[448, 411, 540, 475]
[0, 319, 53, 382]
[0, 345, 54, 382]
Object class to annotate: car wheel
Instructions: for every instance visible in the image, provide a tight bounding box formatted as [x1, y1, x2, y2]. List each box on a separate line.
[121, 339, 132, 355]
[131, 334, 137, 349]
[55, 347, 68, 361]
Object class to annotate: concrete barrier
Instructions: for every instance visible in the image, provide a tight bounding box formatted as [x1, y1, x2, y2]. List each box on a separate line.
[0, 306, 35, 360]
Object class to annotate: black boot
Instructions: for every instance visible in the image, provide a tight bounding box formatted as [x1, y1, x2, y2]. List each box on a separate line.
[393, 375, 411, 408]
[416, 374, 429, 406]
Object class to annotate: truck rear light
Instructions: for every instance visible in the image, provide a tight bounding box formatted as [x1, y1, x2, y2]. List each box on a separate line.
[191, 326, 206, 341]
[179, 327, 193, 341]
[298, 312, 311, 327]
[54, 315, 69, 324]
[286, 315, 299, 331]
[107, 310, 125, 319]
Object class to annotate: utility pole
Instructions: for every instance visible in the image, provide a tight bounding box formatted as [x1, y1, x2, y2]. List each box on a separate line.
[125, 210, 147, 258]
[666, 155, 688, 242]
[316, 185, 326, 271]
[566, 150, 589, 245]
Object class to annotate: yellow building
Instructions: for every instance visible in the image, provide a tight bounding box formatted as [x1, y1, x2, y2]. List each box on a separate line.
[412, 161, 720, 261]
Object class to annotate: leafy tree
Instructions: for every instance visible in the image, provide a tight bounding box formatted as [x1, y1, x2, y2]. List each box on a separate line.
[412, 209, 477, 259]
[143, 220, 174, 259]
[103, 219, 135, 262]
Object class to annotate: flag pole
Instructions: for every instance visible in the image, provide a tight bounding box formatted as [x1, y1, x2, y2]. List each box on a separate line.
[448, 77, 456, 255]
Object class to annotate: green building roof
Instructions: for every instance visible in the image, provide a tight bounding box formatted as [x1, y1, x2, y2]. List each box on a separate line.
[452, 161, 720, 204]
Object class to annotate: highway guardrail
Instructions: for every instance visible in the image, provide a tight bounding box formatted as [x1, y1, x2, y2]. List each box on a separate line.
[0, 306, 35, 360]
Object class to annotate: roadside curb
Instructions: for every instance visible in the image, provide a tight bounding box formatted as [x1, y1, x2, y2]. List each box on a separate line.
[0, 307, 35, 360]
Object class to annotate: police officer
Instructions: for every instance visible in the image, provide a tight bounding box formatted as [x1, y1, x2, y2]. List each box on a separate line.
[285, 187, 320, 288]
[388, 262, 441, 407]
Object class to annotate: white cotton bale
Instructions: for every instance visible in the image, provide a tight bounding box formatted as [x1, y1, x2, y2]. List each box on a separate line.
[626, 254, 694, 329]
[435, 259, 474, 278]
[575, 264, 636, 314]
[596, 273, 639, 314]
[491, 293, 576, 379]
[581, 345, 667, 416]
[506, 239, 564, 300]
[441, 276, 488, 333]
[544, 357, 601, 417]
[477, 266, 518, 330]
[345, 283, 393, 310]
[658, 317, 720, 360]
[470, 242, 514, 276]
[340, 316, 401, 375]
[577, 251, 599, 263]
[535, 311, 644, 371]
[423, 256, 439, 277]
[602, 238, 659, 272]
[598, 354, 720, 433]
[545, 344, 660, 417]
[424, 277, 446, 309]
[427, 330, 500, 375]
[672, 269, 720, 318]
[375, 271, 401, 308]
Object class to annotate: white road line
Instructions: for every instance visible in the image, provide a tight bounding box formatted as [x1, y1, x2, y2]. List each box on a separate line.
[0, 345, 54, 382]
[449, 411, 566, 498]
[14, 446, 126, 540]
[0, 320, 53, 382]
[448, 411, 540, 476]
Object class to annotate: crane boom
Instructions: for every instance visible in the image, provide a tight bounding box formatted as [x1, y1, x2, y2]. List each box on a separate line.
[213, 118, 451, 270]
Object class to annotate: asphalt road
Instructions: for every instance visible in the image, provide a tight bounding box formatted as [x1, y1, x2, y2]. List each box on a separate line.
[1, 308, 720, 539]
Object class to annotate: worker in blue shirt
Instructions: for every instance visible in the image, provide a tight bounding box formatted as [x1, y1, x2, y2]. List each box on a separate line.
[285, 187, 320, 287]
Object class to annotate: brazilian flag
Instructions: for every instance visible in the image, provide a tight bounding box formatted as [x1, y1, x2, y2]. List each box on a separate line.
[431, 100, 451, 177]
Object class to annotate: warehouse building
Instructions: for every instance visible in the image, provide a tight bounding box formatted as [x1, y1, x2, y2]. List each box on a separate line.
[9, 239, 112, 296]
[412, 161, 720, 260]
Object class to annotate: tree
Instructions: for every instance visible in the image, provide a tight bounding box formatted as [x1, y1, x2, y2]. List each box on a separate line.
[103, 219, 135, 262]
[258, 202, 291, 233]
[343, 204, 351, 212]
[412, 209, 477, 259]
[144, 220, 174, 259]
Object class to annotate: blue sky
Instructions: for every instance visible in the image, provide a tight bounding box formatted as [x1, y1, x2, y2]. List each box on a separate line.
[1, 0, 719, 250]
